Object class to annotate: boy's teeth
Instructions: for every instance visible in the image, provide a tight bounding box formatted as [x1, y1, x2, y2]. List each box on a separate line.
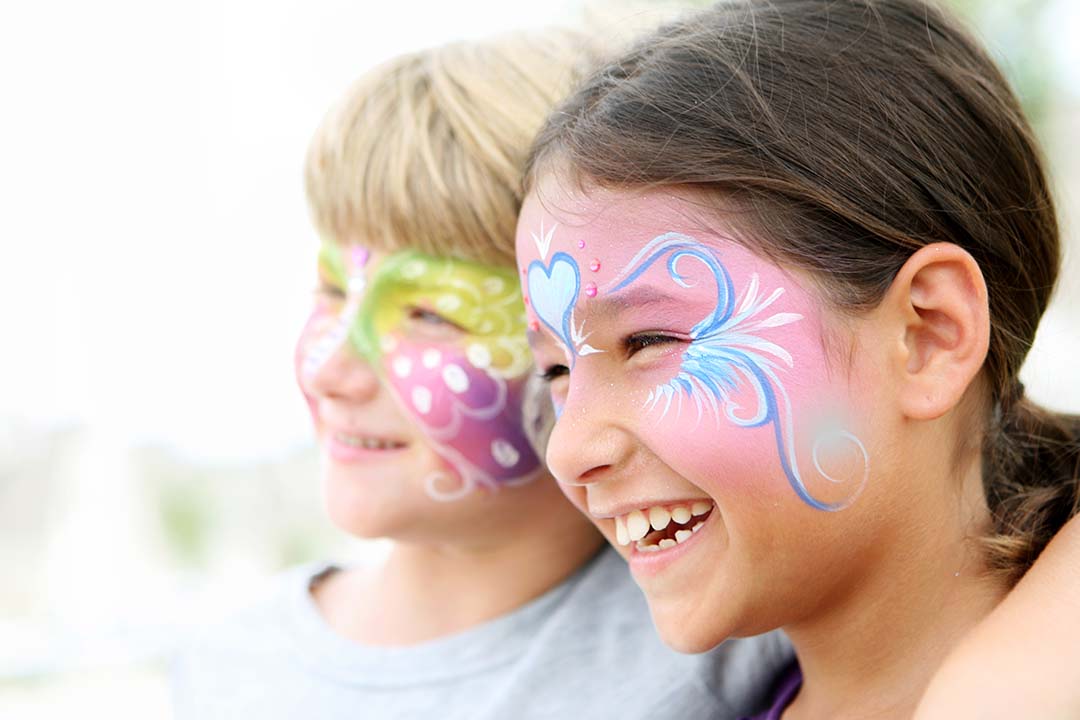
[670, 506, 692, 524]
[336, 434, 402, 450]
[692, 521, 704, 533]
[658, 538, 677, 549]
[626, 510, 650, 542]
[648, 506, 671, 531]
[674, 529, 693, 543]
[615, 516, 630, 546]
[691, 501, 712, 516]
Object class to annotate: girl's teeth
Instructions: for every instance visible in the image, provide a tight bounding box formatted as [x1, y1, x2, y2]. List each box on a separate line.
[615, 501, 715, 549]
[626, 510, 650, 542]
[648, 506, 671, 531]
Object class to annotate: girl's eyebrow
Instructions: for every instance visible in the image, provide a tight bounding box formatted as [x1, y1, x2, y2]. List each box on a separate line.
[526, 284, 702, 349]
[599, 285, 687, 317]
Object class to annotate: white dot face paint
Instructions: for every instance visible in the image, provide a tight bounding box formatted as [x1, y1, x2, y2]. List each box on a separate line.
[437, 294, 462, 312]
[411, 385, 433, 415]
[466, 343, 492, 369]
[491, 438, 521, 469]
[421, 349, 442, 369]
[442, 364, 469, 394]
[392, 355, 413, 378]
[401, 260, 427, 279]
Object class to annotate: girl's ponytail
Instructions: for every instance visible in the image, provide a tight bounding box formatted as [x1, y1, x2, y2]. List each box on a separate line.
[984, 388, 1080, 585]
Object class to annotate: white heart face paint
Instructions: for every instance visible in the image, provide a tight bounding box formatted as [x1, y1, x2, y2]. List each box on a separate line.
[516, 181, 883, 651]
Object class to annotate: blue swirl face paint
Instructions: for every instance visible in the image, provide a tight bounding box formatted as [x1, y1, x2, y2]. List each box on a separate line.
[517, 187, 869, 511]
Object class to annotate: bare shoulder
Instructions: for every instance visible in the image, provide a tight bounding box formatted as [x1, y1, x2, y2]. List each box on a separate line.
[914, 515, 1080, 719]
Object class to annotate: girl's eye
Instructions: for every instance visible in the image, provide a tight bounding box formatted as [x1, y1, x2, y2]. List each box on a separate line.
[625, 333, 683, 357]
[538, 364, 569, 383]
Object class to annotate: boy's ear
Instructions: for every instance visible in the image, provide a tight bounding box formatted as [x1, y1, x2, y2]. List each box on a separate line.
[878, 243, 990, 420]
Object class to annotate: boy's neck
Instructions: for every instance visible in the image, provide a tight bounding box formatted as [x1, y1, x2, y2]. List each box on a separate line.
[781, 462, 1007, 720]
[313, 493, 604, 646]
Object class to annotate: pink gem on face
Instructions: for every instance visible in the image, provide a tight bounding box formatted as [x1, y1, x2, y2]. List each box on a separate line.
[584, 282, 598, 298]
[589, 259, 601, 272]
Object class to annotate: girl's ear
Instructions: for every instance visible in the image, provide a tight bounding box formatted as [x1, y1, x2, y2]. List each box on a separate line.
[877, 243, 991, 420]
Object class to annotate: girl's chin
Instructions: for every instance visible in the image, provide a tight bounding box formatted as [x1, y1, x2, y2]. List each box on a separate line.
[650, 607, 731, 654]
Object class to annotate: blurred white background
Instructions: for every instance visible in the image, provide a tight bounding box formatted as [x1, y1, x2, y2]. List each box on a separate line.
[1, 0, 1077, 716]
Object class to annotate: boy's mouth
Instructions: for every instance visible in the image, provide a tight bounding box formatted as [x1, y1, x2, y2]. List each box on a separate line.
[613, 501, 714, 552]
[333, 432, 408, 450]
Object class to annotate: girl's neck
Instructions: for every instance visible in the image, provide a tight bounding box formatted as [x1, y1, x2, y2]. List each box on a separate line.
[314, 500, 604, 646]
[782, 465, 1007, 720]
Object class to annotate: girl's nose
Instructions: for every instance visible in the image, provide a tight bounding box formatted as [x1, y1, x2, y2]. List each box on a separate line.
[545, 380, 635, 488]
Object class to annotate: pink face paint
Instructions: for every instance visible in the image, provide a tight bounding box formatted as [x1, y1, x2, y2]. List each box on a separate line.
[299, 244, 542, 502]
[518, 185, 868, 510]
[381, 337, 538, 498]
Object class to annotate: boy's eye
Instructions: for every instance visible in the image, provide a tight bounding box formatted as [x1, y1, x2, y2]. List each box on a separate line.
[625, 333, 683, 357]
[315, 280, 346, 300]
[406, 306, 466, 332]
[538, 364, 569, 383]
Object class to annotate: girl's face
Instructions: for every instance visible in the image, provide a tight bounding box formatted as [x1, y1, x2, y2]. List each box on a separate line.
[516, 181, 890, 651]
[296, 243, 544, 539]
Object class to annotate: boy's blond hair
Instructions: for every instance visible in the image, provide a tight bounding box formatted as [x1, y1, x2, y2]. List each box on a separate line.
[305, 29, 598, 266]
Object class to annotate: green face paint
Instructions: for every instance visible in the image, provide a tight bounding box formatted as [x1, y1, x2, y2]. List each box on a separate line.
[299, 243, 543, 501]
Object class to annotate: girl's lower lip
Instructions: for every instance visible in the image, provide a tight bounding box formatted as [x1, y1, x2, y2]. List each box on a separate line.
[325, 435, 408, 463]
[627, 512, 712, 577]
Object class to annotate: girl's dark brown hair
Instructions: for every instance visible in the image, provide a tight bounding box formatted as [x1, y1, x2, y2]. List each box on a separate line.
[526, 0, 1079, 584]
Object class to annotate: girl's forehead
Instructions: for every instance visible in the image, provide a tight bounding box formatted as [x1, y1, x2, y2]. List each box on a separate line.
[516, 185, 796, 295]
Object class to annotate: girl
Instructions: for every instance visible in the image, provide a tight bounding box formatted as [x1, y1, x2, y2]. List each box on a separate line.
[516, 0, 1080, 717]
[172, 27, 789, 719]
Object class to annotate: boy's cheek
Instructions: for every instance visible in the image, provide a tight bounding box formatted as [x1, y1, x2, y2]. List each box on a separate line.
[380, 337, 542, 486]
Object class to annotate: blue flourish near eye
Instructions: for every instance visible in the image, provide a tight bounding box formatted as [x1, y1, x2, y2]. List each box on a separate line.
[611, 232, 866, 511]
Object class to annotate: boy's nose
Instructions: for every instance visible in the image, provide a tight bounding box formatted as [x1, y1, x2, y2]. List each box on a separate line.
[302, 325, 381, 404]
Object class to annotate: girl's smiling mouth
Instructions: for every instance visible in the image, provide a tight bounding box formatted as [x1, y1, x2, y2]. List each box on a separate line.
[607, 500, 714, 552]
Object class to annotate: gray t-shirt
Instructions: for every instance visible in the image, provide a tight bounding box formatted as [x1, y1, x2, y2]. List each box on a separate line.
[172, 547, 791, 719]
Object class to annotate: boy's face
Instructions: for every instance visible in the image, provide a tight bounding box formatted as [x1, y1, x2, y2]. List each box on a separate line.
[295, 243, 545, 539]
